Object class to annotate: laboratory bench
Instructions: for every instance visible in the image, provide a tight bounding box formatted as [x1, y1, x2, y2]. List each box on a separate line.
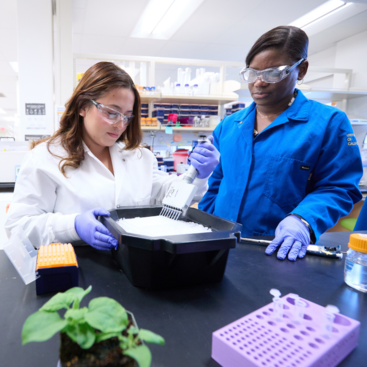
[0, 231, 366, 367]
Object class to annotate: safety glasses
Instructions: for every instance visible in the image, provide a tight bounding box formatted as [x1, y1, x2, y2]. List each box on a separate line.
[240, 58, 305, 84]
[91, 100, 134, 126]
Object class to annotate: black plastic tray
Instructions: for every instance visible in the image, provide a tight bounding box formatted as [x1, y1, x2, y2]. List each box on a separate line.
[102, 206, 242, 289]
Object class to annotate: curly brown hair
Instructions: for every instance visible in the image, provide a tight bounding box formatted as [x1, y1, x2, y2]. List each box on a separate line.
[31, 62, 142, 176]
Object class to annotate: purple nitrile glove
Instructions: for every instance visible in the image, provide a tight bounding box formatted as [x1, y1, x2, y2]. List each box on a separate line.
[75, 208, 118, 251]
[265, 215, 310, 261]
[190, 136, 220, 179]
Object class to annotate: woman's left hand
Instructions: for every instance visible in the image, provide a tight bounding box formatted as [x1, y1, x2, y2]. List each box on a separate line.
[265, 215, 310, 261]
[190, 136, 220, 179]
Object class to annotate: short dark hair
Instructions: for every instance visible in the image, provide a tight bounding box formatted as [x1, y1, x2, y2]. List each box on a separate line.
[246, 26, 309, 67]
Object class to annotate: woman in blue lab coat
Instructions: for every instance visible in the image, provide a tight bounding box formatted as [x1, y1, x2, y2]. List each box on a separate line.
[199, 26, 363, 261]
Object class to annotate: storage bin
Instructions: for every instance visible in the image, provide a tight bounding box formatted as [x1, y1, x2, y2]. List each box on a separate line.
[232, 102, 245, 110]
[102, 206, 241, 289]
[172, 148, 189, 170]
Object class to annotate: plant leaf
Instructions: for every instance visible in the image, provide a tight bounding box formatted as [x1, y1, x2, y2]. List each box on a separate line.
[138, 329, 165, 345]
[64, 286, 92, 309]
[124, 344, 152, 367]
[84, 297, 128, 333]
[65, 323, 96, 349]
[22, 311, 67, 345]
[95, 331, 121, 343]
[64, 307, 88, 325]
[127, 326, 139, 335]
[39, 292, 74, 312]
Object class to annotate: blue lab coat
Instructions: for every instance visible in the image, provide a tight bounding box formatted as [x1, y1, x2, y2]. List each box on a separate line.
[199, 89, 363, 241]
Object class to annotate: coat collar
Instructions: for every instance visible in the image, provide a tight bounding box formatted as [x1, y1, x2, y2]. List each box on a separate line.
[233, 88, 310, 123]
[82, 140, 125, 154]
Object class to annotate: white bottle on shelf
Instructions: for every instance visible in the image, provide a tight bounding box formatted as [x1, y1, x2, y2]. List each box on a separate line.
[184, 84, 190, 95]
[185, 68, 191, 84]
[177, 68, 184, 85]
[174, 83, 182, 95]
[192, 84, 199, 96]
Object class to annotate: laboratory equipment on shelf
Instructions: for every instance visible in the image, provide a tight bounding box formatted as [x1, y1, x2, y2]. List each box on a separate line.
[344, 233, 367, 292]
[212, 289, 360, 367]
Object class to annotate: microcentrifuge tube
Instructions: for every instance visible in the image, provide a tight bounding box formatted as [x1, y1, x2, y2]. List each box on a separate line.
[270, 289, 283, 321]
[321, 305, 339, 338]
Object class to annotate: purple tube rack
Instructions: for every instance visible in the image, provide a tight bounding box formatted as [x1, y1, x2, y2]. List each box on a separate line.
[212, 294, 360, 367]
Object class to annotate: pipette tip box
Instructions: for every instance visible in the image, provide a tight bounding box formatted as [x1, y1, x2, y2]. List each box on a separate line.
[212, 294, 360, 367]
[35, 243, 78, 295]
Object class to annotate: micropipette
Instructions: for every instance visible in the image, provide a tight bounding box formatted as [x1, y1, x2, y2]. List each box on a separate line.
[160, 137, 210, 220]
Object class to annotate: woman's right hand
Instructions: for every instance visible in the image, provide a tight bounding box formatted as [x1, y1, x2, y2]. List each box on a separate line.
[74, 208, 118, 250]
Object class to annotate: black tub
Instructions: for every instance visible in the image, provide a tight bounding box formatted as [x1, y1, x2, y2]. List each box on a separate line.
[102, 206, 242, 289]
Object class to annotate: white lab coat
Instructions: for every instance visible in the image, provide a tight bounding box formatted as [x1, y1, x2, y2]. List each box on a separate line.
[5, 140, 208, 247]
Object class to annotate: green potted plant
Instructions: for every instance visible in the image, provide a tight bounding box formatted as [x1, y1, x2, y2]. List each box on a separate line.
[22, 286, 164, 367]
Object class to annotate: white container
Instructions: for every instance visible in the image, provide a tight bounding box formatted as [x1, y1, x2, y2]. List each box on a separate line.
[209, 116, 220, 128]
[344, 233, 367, 293]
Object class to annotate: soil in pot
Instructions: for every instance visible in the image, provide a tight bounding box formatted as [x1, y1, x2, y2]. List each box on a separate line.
[59, 318, 139, 367]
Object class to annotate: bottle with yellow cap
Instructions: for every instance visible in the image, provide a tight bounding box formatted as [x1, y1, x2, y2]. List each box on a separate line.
[344, 233, 367, 292]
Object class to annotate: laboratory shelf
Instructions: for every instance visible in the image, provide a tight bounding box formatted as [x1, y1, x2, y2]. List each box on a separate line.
[170, 127, 214, 131]
[139, 92, 162, 103]
[235, 83, 367, 102]
[139, 92, 238, 105]
[141, 126, 214, 132]
[158, 94, 238, 105]
[141, 126, 160, 131]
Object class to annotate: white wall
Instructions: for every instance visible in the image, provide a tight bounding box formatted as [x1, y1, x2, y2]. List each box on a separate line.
[334, 29, 367, 119]
[307, 30, 367, 119]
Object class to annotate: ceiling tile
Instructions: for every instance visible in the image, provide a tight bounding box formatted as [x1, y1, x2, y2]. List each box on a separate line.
[309, 10, 367, 55]
[0, 0, 17, 30]
[215, 0, 325, 46]
[170, 0, 261, 43]
[80, 34, 128, 54]
[158, 41, 208, 59]
[82, 0, 149, 37]
[195, 43, 249, 62]
[121, 38, 167, 57]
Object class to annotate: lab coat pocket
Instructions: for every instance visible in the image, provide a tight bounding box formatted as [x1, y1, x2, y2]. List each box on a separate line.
[263, 156, 312, 209]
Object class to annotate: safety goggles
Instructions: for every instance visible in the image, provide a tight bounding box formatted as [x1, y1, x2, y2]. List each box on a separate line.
[239, 58, 305, 84]
[91, 100, 134, 126]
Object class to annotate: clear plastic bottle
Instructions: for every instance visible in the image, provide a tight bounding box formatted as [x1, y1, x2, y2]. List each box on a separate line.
[344, 234, 367, 293]
[174, 83, 181, 95]
[192, 84, 199, 96]
[150, 86, 156, 95]
[184, 84, 190, 95]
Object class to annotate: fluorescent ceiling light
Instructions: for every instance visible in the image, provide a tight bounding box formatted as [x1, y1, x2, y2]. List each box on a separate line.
[0, 108, 6, 114]
[131, 0, 205, 40]
[9, 61, 18, 73]
[290, 0, 351, 29]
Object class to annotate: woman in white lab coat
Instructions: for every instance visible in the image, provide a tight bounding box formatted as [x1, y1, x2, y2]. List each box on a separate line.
[5, 62, 219, 250]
